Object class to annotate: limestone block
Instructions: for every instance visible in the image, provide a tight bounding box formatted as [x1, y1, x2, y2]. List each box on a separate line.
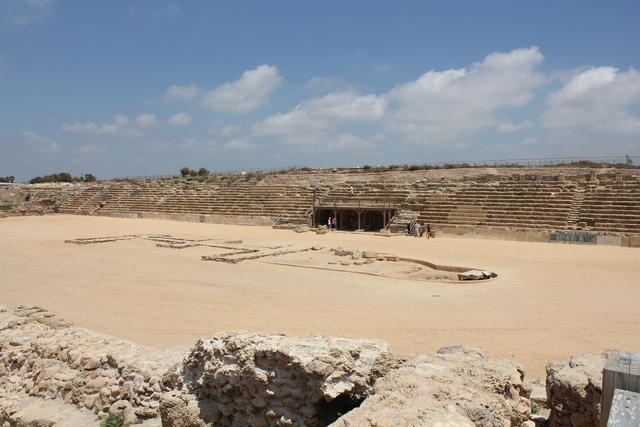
[165, 332, 398, 427]
[332, 345, 531, 427]
[546, 353, 612, 427]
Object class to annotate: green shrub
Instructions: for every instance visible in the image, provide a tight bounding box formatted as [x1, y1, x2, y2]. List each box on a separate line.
[100, 412, 124, 427]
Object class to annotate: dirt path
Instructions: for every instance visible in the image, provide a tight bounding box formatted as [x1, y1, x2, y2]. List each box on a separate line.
[2, 215, 639, 377]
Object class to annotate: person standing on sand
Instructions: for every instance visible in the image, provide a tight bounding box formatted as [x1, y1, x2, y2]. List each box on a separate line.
[332, 216, 337, 230]
[426, 223, 432, 239]
[414, 222, 421, 237]
[328, 216, 332, 230]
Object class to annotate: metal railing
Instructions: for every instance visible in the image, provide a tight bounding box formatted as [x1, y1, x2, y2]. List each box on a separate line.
[314, 197, 402, 209]
[104, 155, 640, 181]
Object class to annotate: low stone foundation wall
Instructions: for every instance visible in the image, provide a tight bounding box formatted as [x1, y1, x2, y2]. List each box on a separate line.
[0, 305, 183, 424]
[101, 211, 287, 227]
[333, 345, 531, 426]
[546, 353, 611, 427]
[1, 304, 626, 427]
[161, 332, 399, 426]
[437, 225, 551, 243]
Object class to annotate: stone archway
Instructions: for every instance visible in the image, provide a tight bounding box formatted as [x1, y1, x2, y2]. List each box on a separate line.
[338, 210, 359, 230]
[315, 209, 334, 228]
[363, 210, 384, 231]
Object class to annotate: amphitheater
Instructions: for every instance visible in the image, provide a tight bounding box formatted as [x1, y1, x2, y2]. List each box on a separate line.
[1, 165, 639, 426]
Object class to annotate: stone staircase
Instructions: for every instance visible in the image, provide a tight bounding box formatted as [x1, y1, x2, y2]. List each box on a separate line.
[386, 210, 419, 233]
[565, 189, 586, 230]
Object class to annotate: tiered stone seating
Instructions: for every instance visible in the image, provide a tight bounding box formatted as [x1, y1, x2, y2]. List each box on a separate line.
[577, 178, 640, 233]
[416, 180, 576, 230]
[53, 173, 640, 234]
[82, 181, 315, 224]
[207, 185, 314, 222]
[317, 182, 409, 208]
[58, 185, 110, 214]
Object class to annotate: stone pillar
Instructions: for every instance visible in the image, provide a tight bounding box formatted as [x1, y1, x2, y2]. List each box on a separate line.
[601, 351, 640, 426]
[357, 210, 362, 230]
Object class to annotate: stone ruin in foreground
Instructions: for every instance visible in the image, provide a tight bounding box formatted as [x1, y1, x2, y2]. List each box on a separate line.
[0, 305, 620, 426]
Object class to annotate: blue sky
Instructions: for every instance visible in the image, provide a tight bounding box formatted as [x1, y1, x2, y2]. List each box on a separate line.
[1, 1, 639, 181]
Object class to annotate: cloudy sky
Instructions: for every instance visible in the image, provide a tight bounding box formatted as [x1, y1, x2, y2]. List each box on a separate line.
[1, 1, 639, 181]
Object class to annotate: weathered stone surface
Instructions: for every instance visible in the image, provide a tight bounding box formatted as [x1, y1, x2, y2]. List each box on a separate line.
[331, 345, 531, 427]
[0, 393, 98, 426]
[546, 353, 611, 427]
[158, 391, 211, 427]
[164, 332, 399, 427]
[332, 247, 353, 257]
[0, 305, 183, 421]
[457, 270, 498, 280]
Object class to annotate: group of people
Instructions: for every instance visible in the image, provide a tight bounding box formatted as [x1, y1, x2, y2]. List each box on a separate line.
[406, 220, 434, 238]
[327, 216, 337, 230]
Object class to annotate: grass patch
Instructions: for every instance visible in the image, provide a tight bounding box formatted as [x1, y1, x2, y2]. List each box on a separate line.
[100, 412, 124, 427]
[0, 204, 17, 210]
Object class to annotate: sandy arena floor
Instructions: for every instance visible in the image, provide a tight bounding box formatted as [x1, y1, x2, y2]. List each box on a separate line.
[2, 215, 639, 377]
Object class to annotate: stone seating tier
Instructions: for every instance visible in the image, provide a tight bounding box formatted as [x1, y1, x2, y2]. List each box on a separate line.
[52, 176, 640, 234]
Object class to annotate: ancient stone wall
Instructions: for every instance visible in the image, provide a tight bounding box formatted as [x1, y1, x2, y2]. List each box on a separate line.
[546, 353, 611, 427]
[332, 345, 531, 426]
[3, 304, 625, 426]
[0, 183, 81, 217]
[160, 332, 399, 426]
[0, 305, 183, 424]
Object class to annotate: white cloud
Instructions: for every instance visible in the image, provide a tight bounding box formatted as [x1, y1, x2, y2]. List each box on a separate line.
[305, 76, 349, 93]
[279, 132, 373, 152]
[210, 122, 240, 136]
[202, 64, 282, 113]
[23, 130, 61, 153]
[1, 0, 54, 25]
[165, 84, 199, 101]
[388, 46, 545, 141]
[541, 66, 640, 134]
[253, 91, 387, 136]
[496, 120, 533, 133]
[168, 113, 191, 126]
[113, 113, 129, 126]
[303, 92, 387, 121]
[254, 109, 328, 136]
[61, 122, 98, 133]
[135, 113, 156, 127]
[223, 138, 258, 151]
[78, 144, 107, 155]
[61, 114, 142, 137]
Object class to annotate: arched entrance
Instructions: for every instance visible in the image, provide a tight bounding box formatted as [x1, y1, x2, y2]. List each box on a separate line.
[338, 210, 359, 230]
[315, 209, 334, 227]
[362, 210, 384, 231]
